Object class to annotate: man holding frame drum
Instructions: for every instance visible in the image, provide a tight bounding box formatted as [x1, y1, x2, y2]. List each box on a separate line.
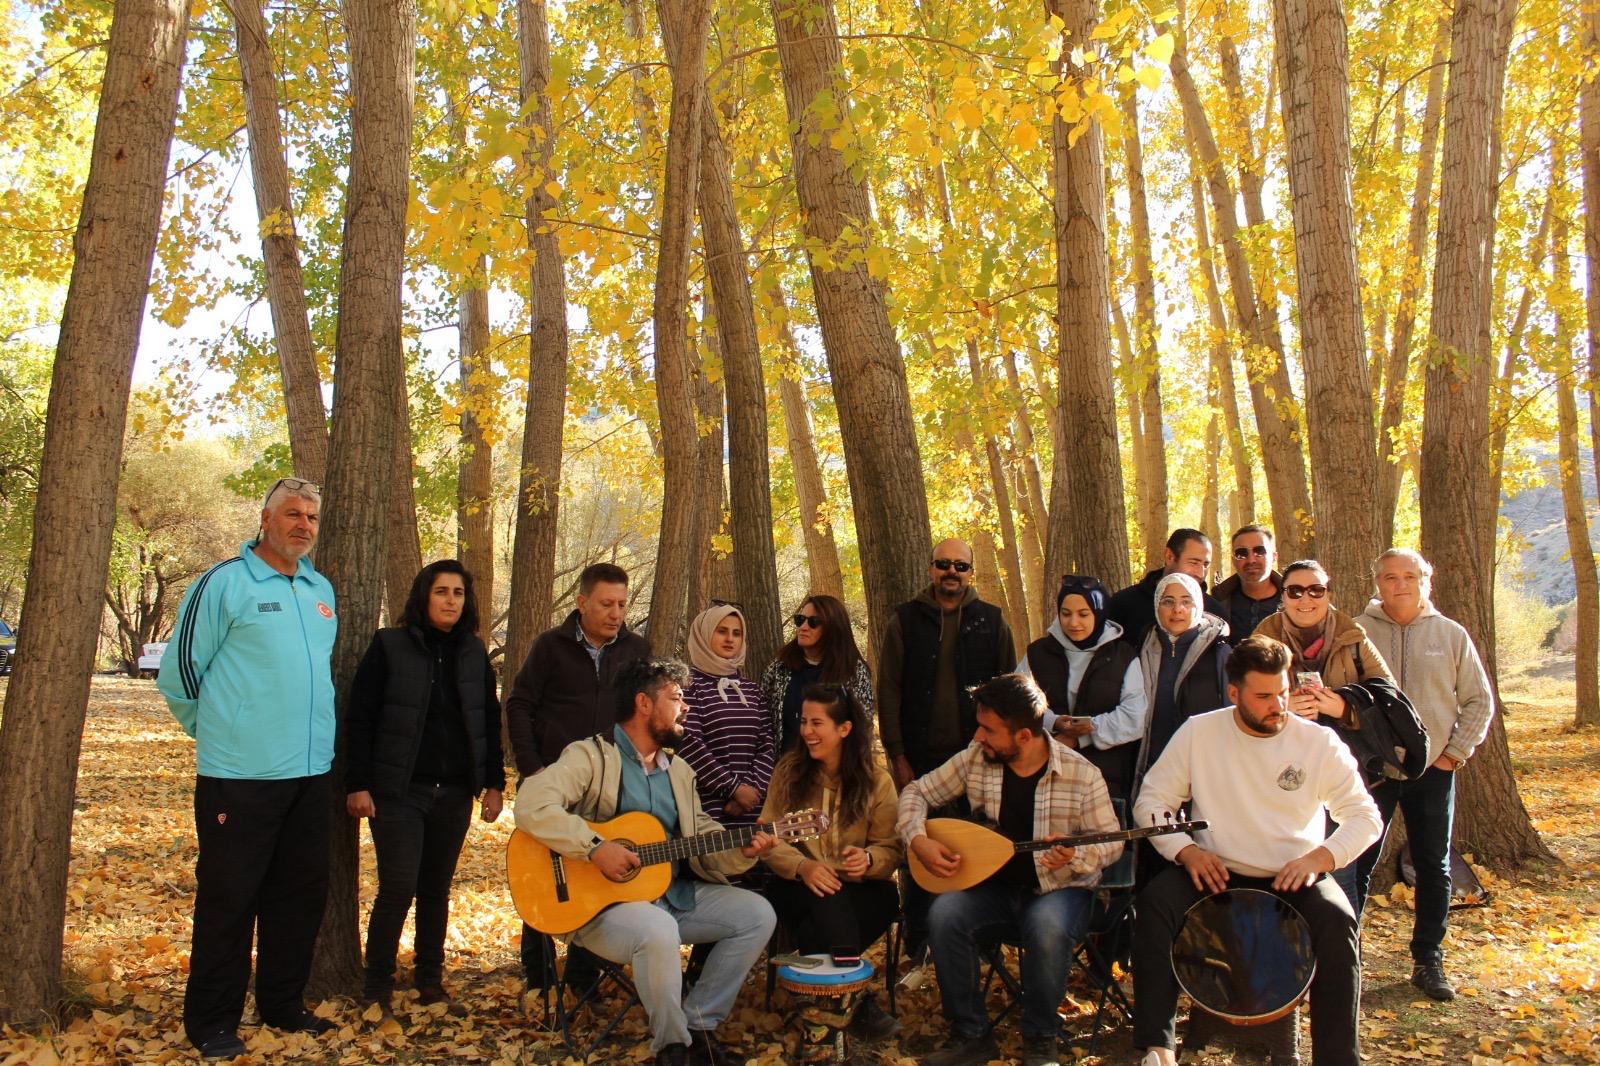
[1130, 636, 1381, 1066]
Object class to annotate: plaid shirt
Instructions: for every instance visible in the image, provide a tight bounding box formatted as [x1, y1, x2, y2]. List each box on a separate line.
[896, 739, 1122, 892]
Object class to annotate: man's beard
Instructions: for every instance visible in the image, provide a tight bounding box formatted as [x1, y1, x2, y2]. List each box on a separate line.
[981, 744, 1020, 765]
[651, 721, 685, 748]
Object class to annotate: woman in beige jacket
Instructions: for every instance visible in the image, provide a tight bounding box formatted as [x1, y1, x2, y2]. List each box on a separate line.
[760, 682, 903, 1037]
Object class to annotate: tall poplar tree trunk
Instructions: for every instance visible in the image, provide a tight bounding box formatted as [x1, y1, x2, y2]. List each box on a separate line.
[970, 343, 1032, 642]
[769, 0, 932, 650]
[504, 0, 571, 681]
[698, 102, 782, 671]
[1112, 292, 1153, 560]
[457, 265, 495, 614]
[1188, 171, 1253, 525]
[1002, 347, 1050, 594]
[228, 0, 327, 482]
[1420, 0, 1550, 866]
[310, 0, 415, 994]
[0, 0, 188, 1021]
[644, 0, 711, 654]
[1488, 193, 1553, 512]
[1045, 0, 1130, 595]
[1551, 147, 1600, 727]
[1377, 19, 1448, 547]
[1120, 85, 1169, 564]
[385, 365, 422, 622]
[1171, 18, 1313, 559]
[1273, 0, 1381, 610]
[1583, 0, 1600, 472]
[777, 372, 846, 601]
[686, 354, 727, 613]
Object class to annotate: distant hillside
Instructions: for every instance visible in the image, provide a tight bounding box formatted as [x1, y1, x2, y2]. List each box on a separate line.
[1501, 450, 1598, 605]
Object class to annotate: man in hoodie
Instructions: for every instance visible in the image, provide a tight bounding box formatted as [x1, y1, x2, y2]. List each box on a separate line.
[158, 477, 338, 1059]
[878, 538, 1016, 955]
[1106, 528, 1225, 648]
[505, 561, 651, 988]
[1353, 548, 1493, 1001]
[1211, 524, 1283, 644]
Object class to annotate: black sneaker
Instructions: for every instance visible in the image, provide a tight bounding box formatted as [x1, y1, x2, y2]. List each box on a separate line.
[1411, 962, 1456, 1001]
[922, 1033, 1000, 1066]
[1022, 1034, 1061, 1066]
[264, 1007, 336, 1035]
[657, 1043, 692, 1066]
[195, 1031, 246, 1061]
[688, 1028, 727, 1065]
[848, 996, 902, 1042]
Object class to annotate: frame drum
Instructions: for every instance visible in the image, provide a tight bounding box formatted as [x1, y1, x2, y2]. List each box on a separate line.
[1171, 887, 1315, 1025]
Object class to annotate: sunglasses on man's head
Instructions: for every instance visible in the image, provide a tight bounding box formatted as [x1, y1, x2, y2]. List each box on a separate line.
[1233, 545, 1270, 559]
[791, 613, 823, 629]
[1283, 584, 1328, 600]
[932, 558, 972, 573]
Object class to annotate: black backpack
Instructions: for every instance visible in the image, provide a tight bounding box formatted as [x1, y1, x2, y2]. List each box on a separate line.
[1331, 677, 1430, 788]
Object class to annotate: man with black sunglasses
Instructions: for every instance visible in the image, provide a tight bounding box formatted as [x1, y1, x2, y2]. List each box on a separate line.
[1212, 524, 1283, 644]
[877, 539, 1016, 957]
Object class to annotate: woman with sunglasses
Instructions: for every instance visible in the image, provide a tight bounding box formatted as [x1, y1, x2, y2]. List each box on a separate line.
[1252, 560, 1393, 717]
[759, 594, 874, 753]
[675, 602, 777, 828]
[344, 560, 504, 1011]
[1016, 575, 1147, 805]
[759, 684, 903, 1041]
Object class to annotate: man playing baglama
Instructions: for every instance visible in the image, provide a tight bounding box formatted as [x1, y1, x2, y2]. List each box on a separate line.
[898, 674, 1122, 1066]
[157, 477, 338, 1059]
[514, 658, 777, 1066]
[1354, 548, 1494, 1000]
[1131, 636, 1381, 1066]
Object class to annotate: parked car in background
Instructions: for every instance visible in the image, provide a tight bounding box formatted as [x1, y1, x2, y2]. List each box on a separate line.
[137, 642, 167, 679]
[0, 619, 15, 675]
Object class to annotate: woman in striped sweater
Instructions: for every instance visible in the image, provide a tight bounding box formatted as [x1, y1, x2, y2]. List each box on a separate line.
[674, 603, 777, 828]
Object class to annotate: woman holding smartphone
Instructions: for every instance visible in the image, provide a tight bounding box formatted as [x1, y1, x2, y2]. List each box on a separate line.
[1016, 575, 1146, 805]
[760, 684, 902, 1039]
[1252, 559, 1393, 718]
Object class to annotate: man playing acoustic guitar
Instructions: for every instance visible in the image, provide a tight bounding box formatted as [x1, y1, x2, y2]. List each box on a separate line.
[514, 658, 778, 1066]
[898, 673, 1123, 1066]
[1131, 635, 1381, 1066]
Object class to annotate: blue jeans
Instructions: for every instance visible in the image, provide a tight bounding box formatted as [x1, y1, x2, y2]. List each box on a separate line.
[570, 880, 776, 1052]
[1332, 766, 1455, 964]
[927, 882, 1092, 1041]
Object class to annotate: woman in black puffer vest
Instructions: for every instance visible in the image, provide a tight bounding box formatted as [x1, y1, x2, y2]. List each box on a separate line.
[344, 560, 505, 1009]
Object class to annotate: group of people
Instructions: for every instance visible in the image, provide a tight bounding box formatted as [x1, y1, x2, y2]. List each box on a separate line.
[157, 477, 1494, 1066]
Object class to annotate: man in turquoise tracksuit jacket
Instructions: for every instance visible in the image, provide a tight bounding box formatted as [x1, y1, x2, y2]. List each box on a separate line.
[158, 477, 338, 1059]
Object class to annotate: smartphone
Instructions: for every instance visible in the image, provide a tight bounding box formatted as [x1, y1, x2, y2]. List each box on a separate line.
[1295, 671, 1324, 691]
[831, 954, 862, 966]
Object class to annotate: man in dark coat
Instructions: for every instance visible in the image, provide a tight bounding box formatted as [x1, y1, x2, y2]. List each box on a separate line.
[504, 561, 650, 987]
[1106, 529, 1224, 649]
[1211, 524, 1283, 644]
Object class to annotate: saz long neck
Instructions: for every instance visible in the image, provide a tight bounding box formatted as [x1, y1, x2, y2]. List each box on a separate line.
[1010, 823, 1191, 856]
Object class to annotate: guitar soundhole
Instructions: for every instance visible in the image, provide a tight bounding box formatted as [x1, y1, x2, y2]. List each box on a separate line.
[613, 838, 641, 882]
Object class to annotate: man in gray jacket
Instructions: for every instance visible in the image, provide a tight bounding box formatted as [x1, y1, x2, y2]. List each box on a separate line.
[1354, 548, 1494, 1001]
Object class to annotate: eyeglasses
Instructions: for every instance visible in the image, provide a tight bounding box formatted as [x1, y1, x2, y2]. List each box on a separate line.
[1158, 597, 1197, 610]
[791, 614, 823, 629]
[1283, 584, 1328, 600]
[709, 598, 744, 611]
[932, 558, 972, 573]
[263, 476, 321, 506]
[1233, 545, 1270, 559]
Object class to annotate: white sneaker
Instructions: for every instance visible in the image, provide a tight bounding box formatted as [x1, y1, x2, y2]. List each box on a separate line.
[1139, 1049, 1178, 1066]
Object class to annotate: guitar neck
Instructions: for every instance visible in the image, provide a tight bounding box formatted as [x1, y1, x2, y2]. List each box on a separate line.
[1011, 822, 1200, 855]
[631, 822, 766, 867]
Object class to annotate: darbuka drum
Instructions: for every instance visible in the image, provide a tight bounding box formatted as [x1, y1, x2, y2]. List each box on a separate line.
[775, 955, 876, 1064]
[1172, 887, 1315, 1025]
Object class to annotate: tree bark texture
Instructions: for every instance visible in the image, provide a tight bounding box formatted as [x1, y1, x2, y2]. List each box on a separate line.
[385, 361, 422, 624]
[457, 268, 495, 616]
[643, 0, 711, 655]
[227, 0, 328, 483]
[1187, 171, 1253, 528]
[1488, 192, 1552, 517]
[698, 107, 782, 671]
[1170, 26, 1314, 560]
[1045, 0, 1131, 594]
[969, 343, 1032, 642]
[768, 0, 932, 652]
[1420, 0, 1549, 865]
[505, 0, 572, 684]
[0, 0, 188, 1023]
[309, 0, 415, 995]
[1272, 0, 1380, 611]
[1111, 291, 1153, 562]
[1001, 347, 1050, 599]
[685, 353, 728, 616]
[1376, 19, 1448, 548]
[777, 371, 846, 602]
[1119, 85, 1169, 568]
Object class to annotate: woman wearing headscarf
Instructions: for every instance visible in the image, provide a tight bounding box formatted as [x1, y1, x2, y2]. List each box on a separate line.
[344, 560, 504, 1010]
[1133, 572, 1232, 790]
[675, 603, 777, 828]
[1016, 575, 1147, 805]
[759, 594, 875, 754]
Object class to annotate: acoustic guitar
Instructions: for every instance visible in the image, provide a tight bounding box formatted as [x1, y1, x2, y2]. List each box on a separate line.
[907, 816, 1208, 893]
[507, 808, 829, 933]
